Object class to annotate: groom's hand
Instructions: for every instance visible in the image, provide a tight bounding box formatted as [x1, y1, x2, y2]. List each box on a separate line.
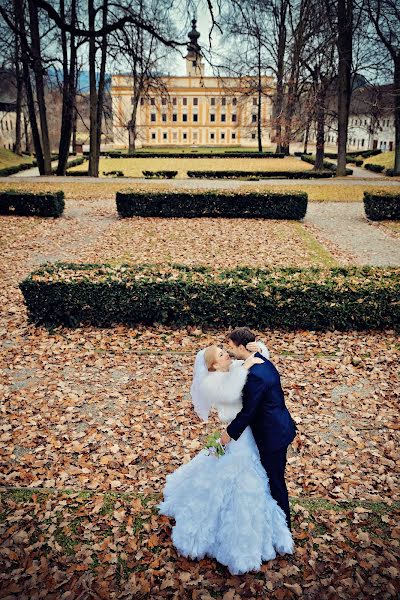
[220, 431, 231, 445]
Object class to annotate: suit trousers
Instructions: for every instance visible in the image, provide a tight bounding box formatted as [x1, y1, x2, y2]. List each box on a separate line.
[260, 446, 291, 530]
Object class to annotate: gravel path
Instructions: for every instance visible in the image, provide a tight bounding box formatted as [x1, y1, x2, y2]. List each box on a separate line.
[305, 203, 400, 266]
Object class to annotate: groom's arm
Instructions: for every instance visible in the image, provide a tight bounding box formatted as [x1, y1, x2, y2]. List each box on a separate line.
[226, 372, 266, 441]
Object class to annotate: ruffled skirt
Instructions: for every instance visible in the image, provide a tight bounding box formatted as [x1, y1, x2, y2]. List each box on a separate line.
[157, 427, 294, 575]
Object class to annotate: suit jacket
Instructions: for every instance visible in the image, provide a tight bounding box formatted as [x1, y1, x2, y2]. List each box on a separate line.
[227, 353, 297, 455]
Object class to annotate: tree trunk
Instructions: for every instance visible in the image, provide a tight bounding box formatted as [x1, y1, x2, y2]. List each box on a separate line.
[303, 120, 310, 154]
[24, 114, 32, 153]
[314, 88, 326, 170]
[57, 0, 77, 175]
[14, 31, 23, 155]
[128, 95, 139, 153]
[14, 0, 44, 170]
[394, 55, 400, 175]
[336, 0, 353, 176]
[88, 0, 98, 176]
[95, 0, 109, 171]
[28, 0, 52, 174]
[257, 36, 263, 153]
[273, 0, 288, 154]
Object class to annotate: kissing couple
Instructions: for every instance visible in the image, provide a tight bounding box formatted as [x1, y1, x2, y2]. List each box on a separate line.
[158, 327, 297, 575]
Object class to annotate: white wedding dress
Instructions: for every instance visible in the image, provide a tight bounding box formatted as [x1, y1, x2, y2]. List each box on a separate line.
[157, 349, 294, 575]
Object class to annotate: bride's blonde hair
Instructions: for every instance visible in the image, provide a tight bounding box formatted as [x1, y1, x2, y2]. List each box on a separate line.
[204, 346, 218, 372]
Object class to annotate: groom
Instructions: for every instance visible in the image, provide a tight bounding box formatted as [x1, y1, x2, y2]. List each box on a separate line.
[220, 327, 297, 530]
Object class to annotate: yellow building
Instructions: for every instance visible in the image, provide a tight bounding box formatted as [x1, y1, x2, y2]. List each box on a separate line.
[111, 20, 274, 148]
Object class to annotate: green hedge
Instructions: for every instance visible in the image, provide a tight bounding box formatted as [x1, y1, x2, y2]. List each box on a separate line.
[300, 154, 353, 175]
[142, 170, 177, 179]
[0, 191, 65, 217]
[86, 151, 286, 159]
[187, 169, 334, 179]
[0, 161, 37, 177]
[103, 170, 124, 177]
[116, 190, 308, 219]
[20, 264, 400, 330]
[364, 192, 400, 221]
[364, 163, 385, 173]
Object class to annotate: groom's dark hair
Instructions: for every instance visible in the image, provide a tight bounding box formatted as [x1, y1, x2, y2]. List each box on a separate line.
[228, 327, 256, 348]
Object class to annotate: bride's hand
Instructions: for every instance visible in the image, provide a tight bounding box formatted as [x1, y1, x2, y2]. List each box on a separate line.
[246, 341, 261, 353]
[243, 355, 264, 370]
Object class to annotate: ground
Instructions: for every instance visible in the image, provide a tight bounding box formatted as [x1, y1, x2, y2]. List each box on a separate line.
[363, 151, 394, 170]
[0, 149, 34, 170]
[0, 176, 399, 598]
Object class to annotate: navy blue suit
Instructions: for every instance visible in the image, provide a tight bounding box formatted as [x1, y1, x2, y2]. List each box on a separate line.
[227, 353, 296, 529]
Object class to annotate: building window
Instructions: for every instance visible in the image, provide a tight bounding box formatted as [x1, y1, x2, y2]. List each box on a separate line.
[364, 119, 367, 125]
[221, 97, 226, 106]
[232, 114, 237, 122]
[151, 113, 156, 122]
[361, 138, 365, 146]
[252, 114, 257, 123]
[192, 60, 196, 67]
[221, 114, 226, 122]
[253, 98, 257, 106]
[193, 97, 198, 106]
[140, 97, 144, 105]
[162, 97, 167, 105]
[232, 132, 236, 140]
[183, 113, 188, 122]
[183, 97, 187, 106]
[173, 113, 177, 122]
[162, 113, 167, 122]
[151, 132, 156, 140]
[232, 98, 237, 106]
[210, 133, 215, 140]
[150, 98, 155, 106]
[251, 133, 256, 139]
[211, 98, 216, 106]
[210, 113, 215, 122]
[193, 113, 198, 122]
[221, 133, 225, 140]
[163, 132, 167, 140]
[183, 132, 187, 140]
[173, 97, 177, 106]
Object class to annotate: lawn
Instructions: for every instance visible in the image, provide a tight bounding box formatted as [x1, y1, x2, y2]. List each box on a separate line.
[0, 148, 34, 169]
[68, 156, 312, 178]
[364, 151, 395, 169]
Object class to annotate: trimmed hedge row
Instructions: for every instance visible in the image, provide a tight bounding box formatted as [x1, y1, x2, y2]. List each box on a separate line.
[116, 190, 308, 219]
[325, 149, 381, 159]
[20, 264, 400, 330]
[364, 191, 400, 221]
[0, 191, 65, 217]
[300, 154, 353, 175]
[187, 169, 334, 179]
[364, 163, 385, 173]
[143, 170, 177, 178]
[85, 151, 287, 159]
[0, 161, 37, 177]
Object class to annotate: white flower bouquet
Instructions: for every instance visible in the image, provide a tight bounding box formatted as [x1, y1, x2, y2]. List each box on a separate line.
[204, 431, 226, 457]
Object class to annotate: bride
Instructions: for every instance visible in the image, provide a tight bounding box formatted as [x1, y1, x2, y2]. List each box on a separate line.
[157, 341, 294, 575]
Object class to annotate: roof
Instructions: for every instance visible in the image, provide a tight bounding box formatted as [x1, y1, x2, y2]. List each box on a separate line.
[350, 83, 395, 115]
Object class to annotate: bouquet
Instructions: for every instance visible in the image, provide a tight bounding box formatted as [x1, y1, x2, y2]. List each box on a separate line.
[204, 431, 226, 457]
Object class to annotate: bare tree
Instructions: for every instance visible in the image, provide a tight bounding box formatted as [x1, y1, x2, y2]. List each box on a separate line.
[365, 0, 400, 174]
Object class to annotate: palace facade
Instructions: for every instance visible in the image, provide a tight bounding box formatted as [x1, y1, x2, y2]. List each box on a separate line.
[111, 20, 274, 148]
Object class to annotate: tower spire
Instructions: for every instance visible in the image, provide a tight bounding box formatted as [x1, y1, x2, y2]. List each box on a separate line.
[185, 17, 204, 77]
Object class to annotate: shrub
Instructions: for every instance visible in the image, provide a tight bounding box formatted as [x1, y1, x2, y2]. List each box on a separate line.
[0, 161, 37, 177]
[385, 168, 397, 177]
[294, 151, 312, 156]
[142, 170, 177, 179]
[103, 170, 125, 177]
[364, 163, 385, 173]
[20, 263, 400, 330]
[300, 154, 353, 175]
[0, 190, 65, 217]
[90, 151, 287, 159]
[116, 190, 308, 219]
[363, 191, 400, 221]
[65, 170, 90, 176]
[186, 169, 334, 179]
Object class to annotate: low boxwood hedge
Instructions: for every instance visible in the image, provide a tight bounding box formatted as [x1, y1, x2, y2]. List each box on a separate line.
[20, 263, 400, 330]
[186, 169, 334, 179]
[103, 170, 125, 177]
[142, 170, 177, 179]
[116, 190, 308, 219]
[364, 191, 400, 221]
[300, 154, 353, 175]
[86, 151, 287, 159]
[0, 190, 65, 217]
[0, 161, 37, 177]
[364, 163, 385, 173]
